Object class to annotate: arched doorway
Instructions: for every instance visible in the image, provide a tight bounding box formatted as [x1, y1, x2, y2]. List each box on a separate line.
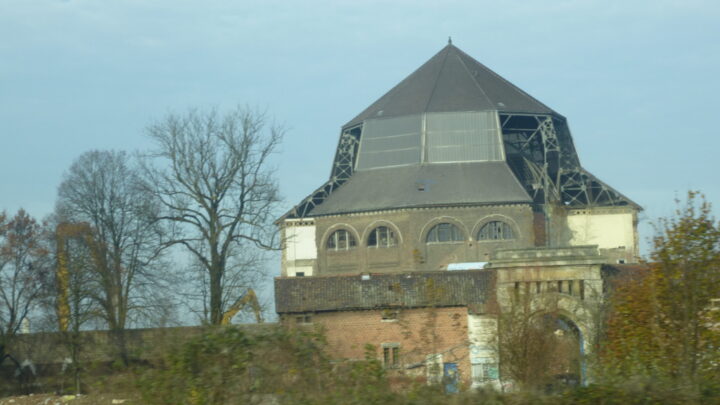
[498, 310, 584, 390]
[537, 313, 584, 389]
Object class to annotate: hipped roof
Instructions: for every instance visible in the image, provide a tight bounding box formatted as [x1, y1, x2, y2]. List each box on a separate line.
[310, 161, 531, 216]
[344, 43, 556, 128]
[275, 270, 495, 314]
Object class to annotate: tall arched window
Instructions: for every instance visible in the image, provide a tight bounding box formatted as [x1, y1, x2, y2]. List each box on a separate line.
[477, 221, 514, 240]
[326, 229, 356, 251]
[368, 226, 397, 248]
[426, 223, 464, 243]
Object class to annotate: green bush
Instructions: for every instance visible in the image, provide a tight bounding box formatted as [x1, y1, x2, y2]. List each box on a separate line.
[136, 325, 720, 405]
[137, 326, 398, 404]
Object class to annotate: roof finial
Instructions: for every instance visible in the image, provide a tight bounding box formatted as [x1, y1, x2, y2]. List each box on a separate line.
[448, 36, 453, 45]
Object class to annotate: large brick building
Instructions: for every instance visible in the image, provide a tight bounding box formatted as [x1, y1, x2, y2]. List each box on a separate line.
[275, 42, 641, 388]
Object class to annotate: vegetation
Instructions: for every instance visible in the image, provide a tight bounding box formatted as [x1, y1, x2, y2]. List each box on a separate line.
[0, 106, 283, 395]
[0, 103, 718, 405]
[600, 192, 720, 390]
[142, 106, 283, 325]
[137, 327, 396, 405]
[0, 210, 51, 370]
[56, 150, 171, 365]
[498, 290, 582, 391]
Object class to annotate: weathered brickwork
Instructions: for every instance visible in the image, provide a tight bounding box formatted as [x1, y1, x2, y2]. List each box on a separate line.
[288, 307, 472, 384]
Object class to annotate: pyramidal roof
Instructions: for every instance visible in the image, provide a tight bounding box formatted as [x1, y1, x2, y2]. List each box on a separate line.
[344, 43, 556, 128]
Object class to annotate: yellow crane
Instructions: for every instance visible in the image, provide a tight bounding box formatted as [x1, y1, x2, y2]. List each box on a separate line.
[55, 222, 103, 332]
[221, 289, 264, 325]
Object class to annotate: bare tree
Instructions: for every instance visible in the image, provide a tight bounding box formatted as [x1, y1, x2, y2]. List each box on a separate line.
[56, 150, 169, 362]
[0, 210, 51, 364]
[143, 106, 282, 325]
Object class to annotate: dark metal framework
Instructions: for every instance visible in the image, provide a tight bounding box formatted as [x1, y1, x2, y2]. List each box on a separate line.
[282, 125, 361, 219]
[500, 113, 637, 208]
[282, 112, 638, 220]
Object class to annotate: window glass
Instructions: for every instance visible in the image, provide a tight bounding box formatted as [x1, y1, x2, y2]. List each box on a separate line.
[477, 221, 514, 240]
[326, 229, 356, 251]
[426, 111, 502, 163]
[368, 226, 397, 248]
[356, 115, 422, 170]
[426, 223, 464, 243]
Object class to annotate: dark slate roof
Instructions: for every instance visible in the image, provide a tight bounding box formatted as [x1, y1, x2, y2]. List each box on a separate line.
[308, 161, 531, 216]
[601, 263, 651, 285]
[275, 270, 495, 314]
[344, 44, 556, 128]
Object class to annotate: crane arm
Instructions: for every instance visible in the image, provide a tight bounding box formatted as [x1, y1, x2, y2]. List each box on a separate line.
[221, 289, 264, 325]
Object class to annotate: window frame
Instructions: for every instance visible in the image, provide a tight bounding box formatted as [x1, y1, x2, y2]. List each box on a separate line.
[426, 222, 464, 244]
[477, 220, 515, 241]
[326, 229, 357, 251]
[382, 343, 401, 368]
[367, 226, 397, 248]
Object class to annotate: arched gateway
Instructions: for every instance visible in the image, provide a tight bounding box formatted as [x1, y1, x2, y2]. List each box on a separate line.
[275, 43, 641, 388]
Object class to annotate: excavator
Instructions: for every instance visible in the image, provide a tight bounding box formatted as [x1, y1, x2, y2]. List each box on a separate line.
[220, 289, 264, 325]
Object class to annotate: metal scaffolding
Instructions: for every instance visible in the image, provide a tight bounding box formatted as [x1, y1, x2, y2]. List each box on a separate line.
[282, 125, 361, 219]
[500, 113, 637, 209]
[282, 112, 638, 221]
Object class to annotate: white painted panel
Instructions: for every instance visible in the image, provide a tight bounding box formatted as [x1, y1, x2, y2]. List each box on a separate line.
[468, 315, 500, 388]
[468, 315, 497, 358]
[425, 354, 443, 384]
[285, 225, 317, 261]
[567, 212, 634, 251]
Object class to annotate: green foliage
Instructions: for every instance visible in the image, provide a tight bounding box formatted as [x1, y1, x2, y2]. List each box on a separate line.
[138, 326, 397, 405]
[651, 191, 720, 379]
[600, 191, 720, 390]
[139, 327, 316, 404]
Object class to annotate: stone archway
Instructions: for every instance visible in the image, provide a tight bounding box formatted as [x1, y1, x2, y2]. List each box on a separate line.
[533, 313, 584, 388]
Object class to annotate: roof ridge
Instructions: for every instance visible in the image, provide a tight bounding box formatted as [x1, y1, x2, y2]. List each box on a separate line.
[455, 48, 494, 107]
[343, 45, 452, 128]
[453, 46, 556, 114]
[422, 45, 451, 113]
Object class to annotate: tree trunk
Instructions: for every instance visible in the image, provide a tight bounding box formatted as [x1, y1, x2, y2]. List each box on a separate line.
[210, 262, 223, 325]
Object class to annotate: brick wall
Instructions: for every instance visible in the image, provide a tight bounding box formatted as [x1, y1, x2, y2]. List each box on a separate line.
[291, 307, 472, 385]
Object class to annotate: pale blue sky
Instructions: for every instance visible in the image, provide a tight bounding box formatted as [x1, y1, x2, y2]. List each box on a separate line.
[2, 0, 719, 258]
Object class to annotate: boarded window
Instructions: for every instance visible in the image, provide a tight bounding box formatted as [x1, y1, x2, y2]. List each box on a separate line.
[326, 229, 356, 251]
[477, 221, 514, 241]
[426, 223, 464, 243]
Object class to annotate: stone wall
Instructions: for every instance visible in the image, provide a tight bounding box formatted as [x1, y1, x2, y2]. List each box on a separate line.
[5, 324, 277, 367]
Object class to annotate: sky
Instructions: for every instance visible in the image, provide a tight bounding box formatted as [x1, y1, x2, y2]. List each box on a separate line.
[1, 0, 719, 265]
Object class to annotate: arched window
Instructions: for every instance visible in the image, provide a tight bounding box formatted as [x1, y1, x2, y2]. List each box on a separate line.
[326, 229, 356, 251]
[426, 223, 464, 243]
[477, 221, 514, 240]
[368, 226, 397, 248]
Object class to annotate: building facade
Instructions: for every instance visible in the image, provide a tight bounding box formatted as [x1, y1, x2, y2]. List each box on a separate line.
[275, 43, 641, 388]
